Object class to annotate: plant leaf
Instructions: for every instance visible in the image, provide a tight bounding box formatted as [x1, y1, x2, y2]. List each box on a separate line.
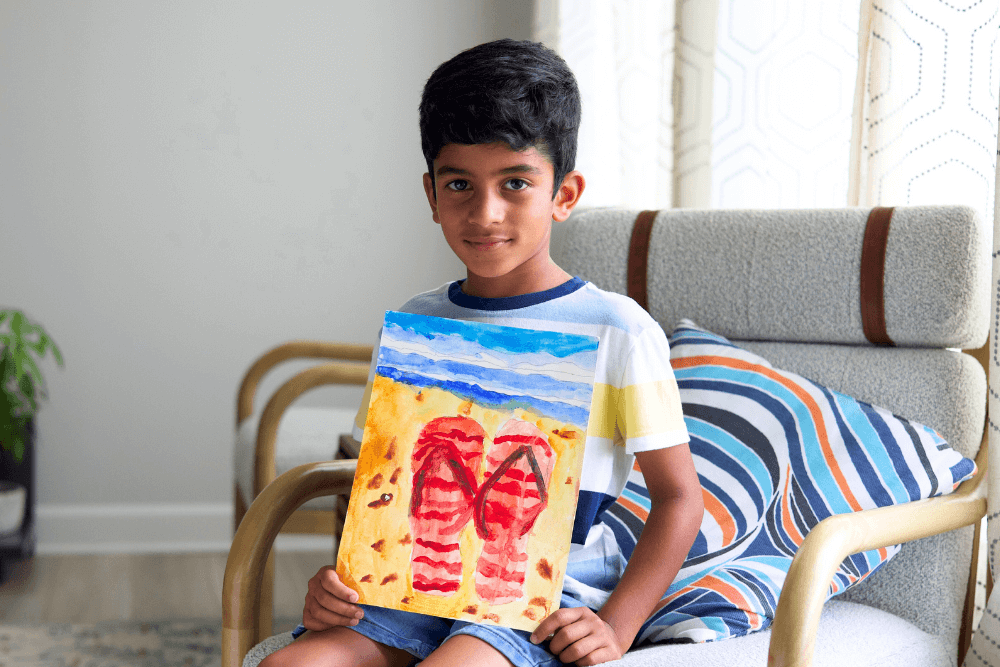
[9, 312, 25, 340]
[17, 372, 38, 411]
[21, 352, 43, 395]
[27, 333, 64, 367]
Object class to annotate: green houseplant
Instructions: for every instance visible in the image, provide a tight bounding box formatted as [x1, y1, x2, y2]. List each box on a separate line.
[0, 309, 63, 463]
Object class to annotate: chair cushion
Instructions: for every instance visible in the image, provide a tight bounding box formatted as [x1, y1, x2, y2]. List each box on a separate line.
[240, 600, 952, 667]
[605, 600, 953, 667]
[601, 320, 976, 644]
[234, 406, 358, 511]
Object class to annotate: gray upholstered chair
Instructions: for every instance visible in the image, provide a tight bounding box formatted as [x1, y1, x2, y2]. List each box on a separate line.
[224, 205, 989, 667]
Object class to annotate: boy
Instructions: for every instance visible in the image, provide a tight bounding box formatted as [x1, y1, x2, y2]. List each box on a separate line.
[261, 39, 703, 667]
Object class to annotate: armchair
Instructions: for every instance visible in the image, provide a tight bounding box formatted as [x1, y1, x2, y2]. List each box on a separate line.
[225, 205, 989, 666]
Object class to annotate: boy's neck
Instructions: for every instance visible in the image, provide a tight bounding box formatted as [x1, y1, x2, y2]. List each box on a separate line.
[460, 261, 573, 299]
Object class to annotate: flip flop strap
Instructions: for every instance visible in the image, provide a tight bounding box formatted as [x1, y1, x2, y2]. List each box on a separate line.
[409, 446, 478, 517]
[474, 445, 550, 540]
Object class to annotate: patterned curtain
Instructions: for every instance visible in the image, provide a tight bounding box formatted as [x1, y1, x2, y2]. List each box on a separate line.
[849, 1, 999, 222]
[966, 26, 1000, 661]
[850, 5, 999, 659]
[846, 4, 999, 659]
[966, 141, 1000, 662]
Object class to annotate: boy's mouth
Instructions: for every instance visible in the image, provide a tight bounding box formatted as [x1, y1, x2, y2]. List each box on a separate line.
[466, 238, 510, 251]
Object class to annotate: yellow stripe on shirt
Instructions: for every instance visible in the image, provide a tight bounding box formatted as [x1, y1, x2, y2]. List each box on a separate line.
[618, 380, 686, 440]
[586, 382, 620, 439]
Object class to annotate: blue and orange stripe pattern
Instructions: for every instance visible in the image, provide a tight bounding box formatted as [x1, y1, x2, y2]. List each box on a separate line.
[601, 321, 977, 644]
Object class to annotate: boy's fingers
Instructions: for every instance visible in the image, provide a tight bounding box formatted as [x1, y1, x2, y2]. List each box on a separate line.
[320, 569, 359, 603]
[529, 607, 580, 644]
[304, 593, 363, 625]
[546, 618, 591, 655]
[302, 608, 359, 631]
[307, 606, 361, 628]
[313, 586, 364, 618]
[553, 633, 602, 664]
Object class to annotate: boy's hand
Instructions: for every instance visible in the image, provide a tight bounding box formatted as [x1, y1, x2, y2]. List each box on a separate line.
[301, 565, 365, 631]
[530, 607, 624, 665]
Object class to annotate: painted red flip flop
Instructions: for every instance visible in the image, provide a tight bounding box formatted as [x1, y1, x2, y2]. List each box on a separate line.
[409, 416, 485, 596]
[473, 418, 555, 604]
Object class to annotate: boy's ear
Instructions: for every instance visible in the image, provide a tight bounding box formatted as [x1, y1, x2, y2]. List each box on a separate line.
[551, 170, 586, 222]
[422, 173, 440, 224]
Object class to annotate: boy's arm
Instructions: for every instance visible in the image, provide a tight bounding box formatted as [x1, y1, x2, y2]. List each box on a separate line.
[531, 443, 703, 664]
[598, 443, 703, 645]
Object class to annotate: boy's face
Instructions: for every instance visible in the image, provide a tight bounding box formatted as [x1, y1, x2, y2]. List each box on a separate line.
[422, 142, 584, 299]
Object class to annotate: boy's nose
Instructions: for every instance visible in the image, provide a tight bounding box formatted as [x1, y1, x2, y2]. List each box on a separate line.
[467, 190, 505, 226]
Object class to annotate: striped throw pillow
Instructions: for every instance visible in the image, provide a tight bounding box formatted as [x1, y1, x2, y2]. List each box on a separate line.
[602, 320, 977, 644]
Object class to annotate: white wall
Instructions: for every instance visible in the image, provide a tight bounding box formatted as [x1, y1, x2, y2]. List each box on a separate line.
[0, 0, 533, 552]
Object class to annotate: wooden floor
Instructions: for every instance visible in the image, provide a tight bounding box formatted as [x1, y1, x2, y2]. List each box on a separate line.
[0, 549, 335, 632]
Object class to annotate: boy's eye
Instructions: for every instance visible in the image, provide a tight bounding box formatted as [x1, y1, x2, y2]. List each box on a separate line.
[445, 180, 469, 192]
[505, 178, 528, 191]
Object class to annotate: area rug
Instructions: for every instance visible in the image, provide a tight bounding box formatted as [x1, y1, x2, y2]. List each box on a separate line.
[0, 618, 300, 667]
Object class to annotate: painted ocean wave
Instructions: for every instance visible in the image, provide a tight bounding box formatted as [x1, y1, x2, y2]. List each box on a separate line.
[381, 335, 596, 384]
[377, 365, 592, 428]
[377, 347, 596, 407]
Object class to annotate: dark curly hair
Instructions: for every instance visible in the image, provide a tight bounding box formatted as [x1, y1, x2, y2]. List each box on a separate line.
[419, 39, 582, 199]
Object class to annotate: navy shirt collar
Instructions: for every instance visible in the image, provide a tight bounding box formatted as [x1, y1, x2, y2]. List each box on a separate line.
[447, 276, 586, 311]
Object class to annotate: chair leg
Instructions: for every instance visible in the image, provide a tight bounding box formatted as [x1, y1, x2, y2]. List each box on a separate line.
[256, 550, 275, 644]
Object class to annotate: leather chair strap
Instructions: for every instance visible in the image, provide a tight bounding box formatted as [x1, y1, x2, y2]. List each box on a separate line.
[628, 210, 658, 312]
[860, 206, 895, 346]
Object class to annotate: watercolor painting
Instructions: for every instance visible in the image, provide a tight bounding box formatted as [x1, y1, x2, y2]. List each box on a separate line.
[336, 311, 599, 631]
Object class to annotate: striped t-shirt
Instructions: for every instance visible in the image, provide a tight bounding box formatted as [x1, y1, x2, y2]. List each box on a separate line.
[353, 277, 688, 563]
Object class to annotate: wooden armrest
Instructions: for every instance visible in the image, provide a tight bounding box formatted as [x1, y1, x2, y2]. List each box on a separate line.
[252, 362, 370, 496]
[768, 434, 988, 667]
[222, 458, 359, 667]
[237, 341, 374, 423]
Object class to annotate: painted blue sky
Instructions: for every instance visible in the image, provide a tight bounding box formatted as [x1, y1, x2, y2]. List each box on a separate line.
[376, 311, 599, 426]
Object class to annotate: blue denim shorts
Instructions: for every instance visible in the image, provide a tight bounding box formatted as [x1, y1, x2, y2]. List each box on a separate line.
[290, 523, 626, 666]
[351, 603, 566, 667]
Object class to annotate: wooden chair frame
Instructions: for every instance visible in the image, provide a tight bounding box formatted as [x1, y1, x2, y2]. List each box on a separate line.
[233, 340, 373, 634]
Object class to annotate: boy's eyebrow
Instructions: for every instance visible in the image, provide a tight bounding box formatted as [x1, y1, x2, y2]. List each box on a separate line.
[435, 164, 543, 177]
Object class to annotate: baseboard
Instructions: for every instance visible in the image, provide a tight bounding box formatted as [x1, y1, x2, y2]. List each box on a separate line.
[35, 503, 336, 554]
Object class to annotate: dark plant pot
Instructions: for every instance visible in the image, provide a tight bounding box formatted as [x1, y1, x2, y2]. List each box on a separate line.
[0, 419, 35, 581]
[0, 481, 26, 535]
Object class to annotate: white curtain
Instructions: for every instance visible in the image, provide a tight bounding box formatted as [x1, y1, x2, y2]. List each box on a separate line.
[536, 0, 862, 209]
[710, 1, 861, 208]
[534, 0, 676, 209]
